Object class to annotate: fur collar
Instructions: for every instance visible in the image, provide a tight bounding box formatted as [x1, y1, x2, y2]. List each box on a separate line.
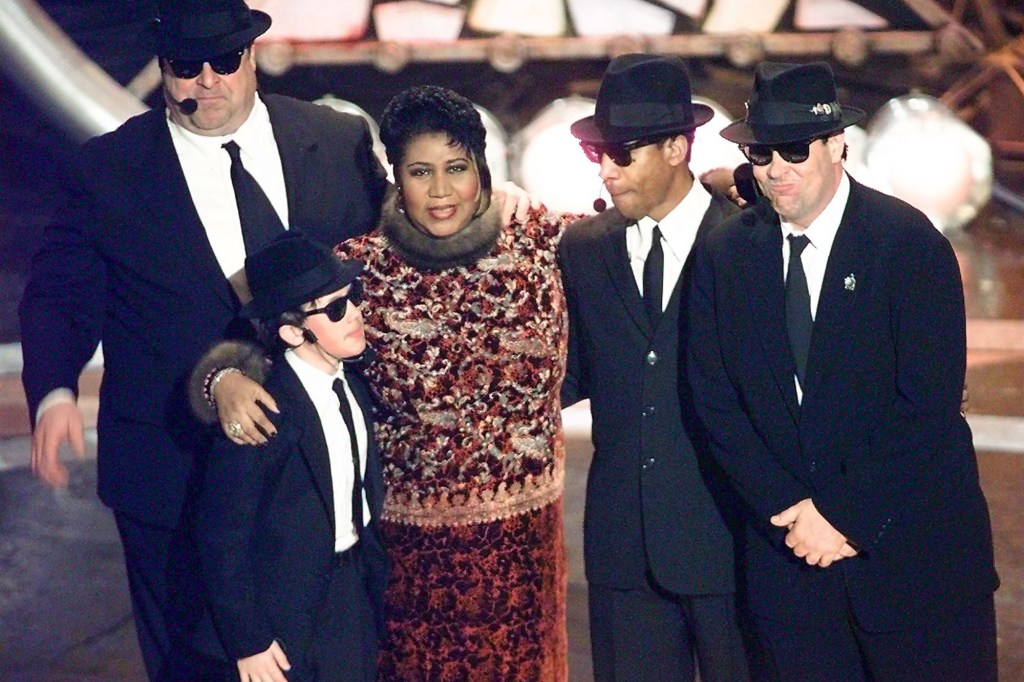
[380, 189, 502, 271]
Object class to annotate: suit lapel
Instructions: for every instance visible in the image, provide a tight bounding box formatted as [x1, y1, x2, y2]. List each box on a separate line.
[742, 210, 800, 421]
[597, 211, 652, 336]
[126, 112, 237, 309]
[265, 95, 321, 229]
[276, 363, 336, 532]
[802, 182, 864, 401]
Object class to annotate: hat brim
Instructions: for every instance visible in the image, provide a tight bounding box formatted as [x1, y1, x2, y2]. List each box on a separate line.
[240, 257, 363, 320]
[155, 10, 271, 60]
[720, 107, 865, 145]
[570, 103, 716, 144]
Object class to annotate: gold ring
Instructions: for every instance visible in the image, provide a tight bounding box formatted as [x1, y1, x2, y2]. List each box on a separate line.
[227, 422, 243, 438]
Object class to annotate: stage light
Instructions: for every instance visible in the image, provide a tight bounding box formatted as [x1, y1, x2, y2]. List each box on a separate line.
[511, 97, 600, 215]
[468, 0, 567, 37]
[702, 0, 788, 33]
[861, 94, 992, 232]
[566, 0, 675, 37]
[689, 96, 748, 180]
[249, 0, 371, 41]
[373, 1, 466, 43]
[475, 104, 510, 187]
[793, 0, 887, 31]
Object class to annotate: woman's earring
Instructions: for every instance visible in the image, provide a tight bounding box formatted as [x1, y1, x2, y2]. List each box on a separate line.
[396, 186, 406, 215]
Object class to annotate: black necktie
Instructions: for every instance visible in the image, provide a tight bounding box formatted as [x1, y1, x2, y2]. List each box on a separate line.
[642, 225, 664, 323]
[222, 140, 284, 254]
[332, 378, 365, 534]
[786, 234, 813, 387]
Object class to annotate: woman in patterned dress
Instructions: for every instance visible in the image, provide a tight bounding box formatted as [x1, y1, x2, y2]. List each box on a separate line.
[204, 85, 572, 680]
[345, 85, 570, 681]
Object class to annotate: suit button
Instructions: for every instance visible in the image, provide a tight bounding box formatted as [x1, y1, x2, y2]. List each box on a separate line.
[642, 406, 655, 417]
[646, 351, 658, 365]
[647, 457, 656, 466]
[808, 461, 817, 472]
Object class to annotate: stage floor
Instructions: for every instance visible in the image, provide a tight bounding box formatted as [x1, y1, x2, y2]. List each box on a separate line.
[0, 202, 1021, 681]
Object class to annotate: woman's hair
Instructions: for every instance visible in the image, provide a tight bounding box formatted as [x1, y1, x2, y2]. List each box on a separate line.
[379, 85, 492, 192]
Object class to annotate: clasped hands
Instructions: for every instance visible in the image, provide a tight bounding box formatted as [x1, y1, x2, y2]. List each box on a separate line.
[770, 498, 858, 568]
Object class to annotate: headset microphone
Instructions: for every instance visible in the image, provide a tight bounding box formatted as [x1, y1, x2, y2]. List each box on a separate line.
[301, 328, 318, 345]
[172, 97, 198, 115]
[593, 180, 607, 213]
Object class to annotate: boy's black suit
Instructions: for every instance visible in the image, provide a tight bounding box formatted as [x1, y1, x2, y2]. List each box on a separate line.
[192, 360, 386, 677]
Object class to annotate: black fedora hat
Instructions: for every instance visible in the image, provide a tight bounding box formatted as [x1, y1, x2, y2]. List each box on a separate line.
[571, 54, 714, 144]
[721, 61, 865, 145]
[154, 0, 272, 61]
[240, 231, 363, 320]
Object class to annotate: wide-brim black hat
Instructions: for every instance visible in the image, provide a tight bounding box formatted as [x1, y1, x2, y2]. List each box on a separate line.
[720, 61, 865, 145]
[240, 231, 363, 320]
[571, 54, 714, 145]
[154, 0, 272, 60]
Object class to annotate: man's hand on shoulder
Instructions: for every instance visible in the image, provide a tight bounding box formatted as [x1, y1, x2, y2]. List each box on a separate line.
[32, 401, 87, 488]
[236, 640, 291, 682]
[493, 180, 540, 225]
[771, 498, 857, 568]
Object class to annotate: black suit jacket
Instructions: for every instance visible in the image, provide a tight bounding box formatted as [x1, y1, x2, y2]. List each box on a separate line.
[192, 360, 387, 663]
[559, 191, 740, 595]
[19, 94, 388, 527]
[687, 178, 998, 631]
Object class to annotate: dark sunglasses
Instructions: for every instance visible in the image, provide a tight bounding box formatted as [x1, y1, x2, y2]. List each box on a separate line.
[304, 281, 364, 322]
[740, 136, 829, 166]
[579, 136, 666, 168]
[164, 48, 247, 79]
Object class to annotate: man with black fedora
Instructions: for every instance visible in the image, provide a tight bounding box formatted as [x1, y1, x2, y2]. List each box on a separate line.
[688, 61, 999, 680]
[18, 0, 390, 677]
[559, 53, 751, 681]
[191, 231, 386, 682]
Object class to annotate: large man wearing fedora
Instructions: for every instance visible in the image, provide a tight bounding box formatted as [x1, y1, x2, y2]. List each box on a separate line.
[18, 0, 389, 678]
[687, 61, 999, 680]
[559, 54, 750, 681]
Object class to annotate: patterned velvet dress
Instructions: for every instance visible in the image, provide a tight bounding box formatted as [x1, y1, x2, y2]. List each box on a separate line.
[337, 198, 572, 681]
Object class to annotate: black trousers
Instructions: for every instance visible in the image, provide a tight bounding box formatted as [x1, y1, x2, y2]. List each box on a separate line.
[115, 512, 205, 681]
[752, 595, 998, 682]
[589, 579, 751, 682]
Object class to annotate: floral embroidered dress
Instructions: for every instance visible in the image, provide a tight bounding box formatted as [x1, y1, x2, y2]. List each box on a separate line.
[337, 198, 572, 681]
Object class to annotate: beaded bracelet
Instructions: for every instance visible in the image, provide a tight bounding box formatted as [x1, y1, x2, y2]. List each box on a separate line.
[204, 367, 242, 409]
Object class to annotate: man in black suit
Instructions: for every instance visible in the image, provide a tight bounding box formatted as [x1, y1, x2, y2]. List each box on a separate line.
[17, 1, 389, 678]
[193, 232, 386, 682]
[687, 61, 999, 681]
[559, 54, 750, 682]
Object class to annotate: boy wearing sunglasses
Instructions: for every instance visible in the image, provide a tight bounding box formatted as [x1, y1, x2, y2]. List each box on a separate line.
[689, 61, 998, 681]
[191, 231, 386, 682]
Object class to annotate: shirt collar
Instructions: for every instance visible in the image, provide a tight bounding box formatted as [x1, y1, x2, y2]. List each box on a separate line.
[285, 349, 345, 395]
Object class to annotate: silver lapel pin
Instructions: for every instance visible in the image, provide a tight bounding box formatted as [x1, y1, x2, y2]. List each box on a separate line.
[844, 273, 856, 291]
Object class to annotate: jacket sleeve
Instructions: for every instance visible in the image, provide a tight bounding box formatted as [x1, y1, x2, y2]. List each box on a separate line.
[558, 232, 588, 407]
[19, 150, 106, 421]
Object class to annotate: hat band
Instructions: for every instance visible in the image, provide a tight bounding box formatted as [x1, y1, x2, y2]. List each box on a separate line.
[747, 99, 843, 126]
[177, 9, 251, 40]
[606, 102, 693, 130]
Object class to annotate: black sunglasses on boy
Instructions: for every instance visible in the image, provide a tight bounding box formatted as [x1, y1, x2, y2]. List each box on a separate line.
[304, 280, 364, 323]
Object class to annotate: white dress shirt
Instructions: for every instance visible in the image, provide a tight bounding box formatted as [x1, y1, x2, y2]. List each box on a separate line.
[781, 172, 851, 400]
[286, 352, 370, 552]
[167, 94, 289, 280]
[626, 179, 711, 312]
